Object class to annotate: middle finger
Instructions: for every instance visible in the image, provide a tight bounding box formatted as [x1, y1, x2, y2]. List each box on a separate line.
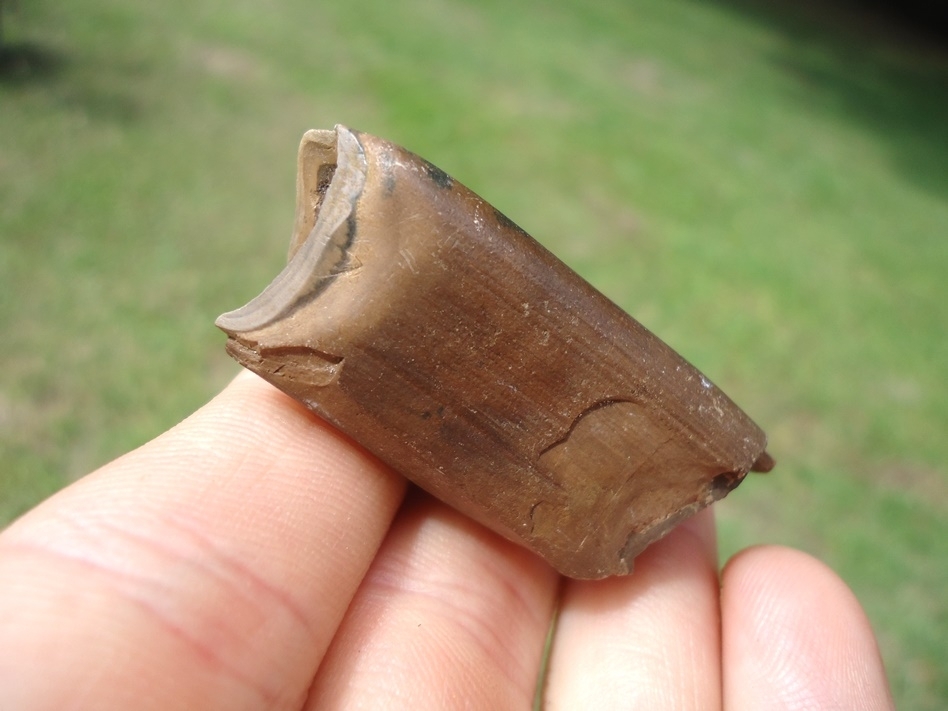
[543, 509, 722, 710]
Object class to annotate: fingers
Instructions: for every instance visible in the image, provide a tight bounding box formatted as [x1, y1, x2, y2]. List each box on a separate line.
[306, 491, 560, 710]
[542, 508, 723, 710]
[721, 546, 895, 711]
[0, 368, 895, 711]
[0, 372, 406, 711]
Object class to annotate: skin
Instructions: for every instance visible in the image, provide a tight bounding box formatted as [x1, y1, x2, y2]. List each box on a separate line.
[0, 372, 895, 710]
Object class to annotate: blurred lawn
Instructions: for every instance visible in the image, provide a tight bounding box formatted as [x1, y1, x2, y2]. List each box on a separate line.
[2, 0, 946, 706]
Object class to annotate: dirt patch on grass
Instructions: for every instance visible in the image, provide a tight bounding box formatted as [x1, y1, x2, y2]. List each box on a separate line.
[873, 461, 948, 502]
[195, 44, 265, 82]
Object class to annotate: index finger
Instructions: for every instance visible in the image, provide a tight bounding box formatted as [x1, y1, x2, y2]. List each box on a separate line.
[0, 372, 405, 710]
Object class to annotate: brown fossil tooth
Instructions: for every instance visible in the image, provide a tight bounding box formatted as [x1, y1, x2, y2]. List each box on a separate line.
[216, 125, 774, 579]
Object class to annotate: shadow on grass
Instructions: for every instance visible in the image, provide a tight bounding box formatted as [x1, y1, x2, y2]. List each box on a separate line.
[0, 41, 64, 84]
[717, 0, 948, 200]
[1, 41, 142, 123]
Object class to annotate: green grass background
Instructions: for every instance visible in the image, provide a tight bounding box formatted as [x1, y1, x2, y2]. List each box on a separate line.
[2, 0, 946, 706]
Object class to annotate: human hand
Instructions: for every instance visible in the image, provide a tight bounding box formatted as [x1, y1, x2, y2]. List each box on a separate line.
[0, 372, 894, 709]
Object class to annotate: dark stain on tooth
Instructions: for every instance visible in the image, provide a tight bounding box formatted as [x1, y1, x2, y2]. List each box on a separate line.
[422, 158, 454, 189]
[493, 208, 528, 237]
[346, 213, 358, 242]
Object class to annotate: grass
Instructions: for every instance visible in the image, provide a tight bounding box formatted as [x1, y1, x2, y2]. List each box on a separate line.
[2, 0, 946, 706]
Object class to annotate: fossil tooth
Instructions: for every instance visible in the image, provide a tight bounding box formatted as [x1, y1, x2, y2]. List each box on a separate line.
[217, 125, 774, 579]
